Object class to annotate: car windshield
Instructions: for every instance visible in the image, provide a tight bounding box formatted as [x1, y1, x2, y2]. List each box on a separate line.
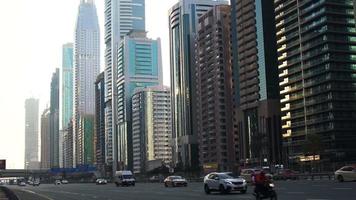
[123, 175, 133, 179]
[171, 176, 182, 180]
[219, 174, 234, 179]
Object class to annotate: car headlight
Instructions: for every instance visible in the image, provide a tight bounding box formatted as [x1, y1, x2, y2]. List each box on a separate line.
[269, 183, 275, 187]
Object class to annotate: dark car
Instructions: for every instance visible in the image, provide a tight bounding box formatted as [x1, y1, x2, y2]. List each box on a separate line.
[164, 176, 188, 187]
[275, 169, 298, 180]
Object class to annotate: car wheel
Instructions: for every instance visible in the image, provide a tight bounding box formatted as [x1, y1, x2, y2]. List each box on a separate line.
[241, 189, 247, 194]
[164, 183, 168, 187]
[184, 183, 187, 187]
[204, 184, 211, 194]
[115, 182, 120, 187]
[219, 184, 226, 194]
[337, 175, 344, 182]
[270, 191, 278, 200]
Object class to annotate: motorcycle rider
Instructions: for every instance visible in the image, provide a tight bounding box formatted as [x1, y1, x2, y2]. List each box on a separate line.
[254, 170, 268, 196]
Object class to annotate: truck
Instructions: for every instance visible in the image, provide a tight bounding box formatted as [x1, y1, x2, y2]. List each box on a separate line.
[114, 171, 135, 187]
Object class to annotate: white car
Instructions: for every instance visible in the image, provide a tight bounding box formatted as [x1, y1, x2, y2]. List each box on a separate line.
[335, 165, 356, 182]
[61, 179, 69, 184]
[204, 172, 247, 194]
[96, 178, 108, 185]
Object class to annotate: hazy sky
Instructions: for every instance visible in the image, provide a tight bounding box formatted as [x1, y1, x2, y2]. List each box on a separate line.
[0, 0, 177, 169]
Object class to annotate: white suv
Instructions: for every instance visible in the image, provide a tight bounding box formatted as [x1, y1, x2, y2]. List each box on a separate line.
[204, 172, 247, 194]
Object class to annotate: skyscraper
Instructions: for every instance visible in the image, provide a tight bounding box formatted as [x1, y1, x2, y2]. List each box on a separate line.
[168, 0, 229, 170]
[195, 5, 238, 172]
[24, 98, 39, 169]
[233, 0, 282, 167]
[40, 108, 51, 169]
[117, 30, 163, 170]
[104, 0, 145, 172]
[50, 69, 60, 168]
[61, 43, 74, 168]
[62, 43, 74, 129]
[74, 0, 100, 166]
[275, 0, 356, 168]
[132, 86, 172, 174]
[95, 72, 106, 174]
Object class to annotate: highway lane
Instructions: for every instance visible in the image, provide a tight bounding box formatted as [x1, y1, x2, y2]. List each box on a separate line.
[6, 180, 356, 200]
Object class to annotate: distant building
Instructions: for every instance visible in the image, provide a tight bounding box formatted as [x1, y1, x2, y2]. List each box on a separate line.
[41, 108, 51, 169]
[104, 0, 146, 171]
[195, 5, 238, 172]
[61, 43, 74, 168]
[50, 69, 60, 168]
[168, 0, 229, 170]
[275, 0, 356, 167]
[132, 86, 172, 174]
[25, 98, 40, 169]
[94, 72, 106, 173]
[63, 121, 74, 168]
[73, 0, 100, 166]
[116, 30, 163, 170]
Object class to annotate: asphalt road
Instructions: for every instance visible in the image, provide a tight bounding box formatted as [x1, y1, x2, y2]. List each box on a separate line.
[5, 180, 356, 200]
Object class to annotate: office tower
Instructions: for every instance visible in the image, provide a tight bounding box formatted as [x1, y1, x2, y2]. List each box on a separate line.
[74, 0, 100, 166]
[62, 43, 74, 129]
[195, 5, 238, 172]
[233, 0, 282, 167]
[169, 0, 229, 170]
[40, 108, 51, 169]
[24, 98, 40, 169]
[275, 0, 356, 168]
[63, 121, 74, 168]
[50, 69, 60, 168]
[61, 43, 74, 168]
[132, 86, 172, 174]
[116, 30, 163, 170]
[104, 0, 145, 172]
[95, 72, 106, 174]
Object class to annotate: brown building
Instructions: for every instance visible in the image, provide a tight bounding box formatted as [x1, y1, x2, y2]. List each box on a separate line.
[195, 5, 238, 171]
[233, 0, 282, 167]
[40, 108, 51, 169]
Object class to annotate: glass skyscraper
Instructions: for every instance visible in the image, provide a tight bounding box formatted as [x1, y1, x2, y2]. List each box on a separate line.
[24, 98, 39, 169]
[104, 0, 145, 172]
[62, 43, 73, 129]
[168, 0, 229, 170]
[116, 31, 163, 170]
[74, 0, 100, 166]
[50, 69, 60, 168]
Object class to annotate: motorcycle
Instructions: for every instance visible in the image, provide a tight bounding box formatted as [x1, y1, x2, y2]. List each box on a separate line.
[253, 182, 277, 200]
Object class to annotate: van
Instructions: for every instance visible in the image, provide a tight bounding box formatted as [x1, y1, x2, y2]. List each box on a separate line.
[114, 171, 135, 186]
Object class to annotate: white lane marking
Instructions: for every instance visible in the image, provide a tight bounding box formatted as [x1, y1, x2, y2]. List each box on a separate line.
[20, 189, 54, 200]
[333, 187, 352, 190]
[286, 191, 305, 194]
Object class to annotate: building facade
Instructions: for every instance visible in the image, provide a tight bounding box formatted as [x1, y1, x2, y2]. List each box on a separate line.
[116, 30, 163, 170]
[168, 0, 229, 170]
[275, 0, 356, 168]
[132, 86, 172, 174]
[24, 98, 40, 169]
[104, 0, 146, 172]
[50, 69, 60, 168]
[95, 72, 106, 174]
[195, 5, 238, 172]
[63, 121, 74, 168]
[233, 0, 282, 167]
[62, 43, 74, 129]
[40, 108, 51, 169]
[74, 0, 100, 166]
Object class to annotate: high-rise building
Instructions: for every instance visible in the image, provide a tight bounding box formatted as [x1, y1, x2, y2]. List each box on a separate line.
[195, 5, 238, 172]
[50, 69, 60, 168]
[168, 0, 229, 170]
[63, 121, 74, 168]
[62, 43, 74, 129]
[40, 108, 51, 169]
[24, 98, 40, 169]
[117, 30, 163, 170]
[74, 0, 100, 166]
[104, 0, 146, 172]
[233, 0, 282, 167]
[132, 86, 172, 174]
[95, 72, 106, 174]
[275, 0, 356, 168]
[61, 43, 74, 168]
